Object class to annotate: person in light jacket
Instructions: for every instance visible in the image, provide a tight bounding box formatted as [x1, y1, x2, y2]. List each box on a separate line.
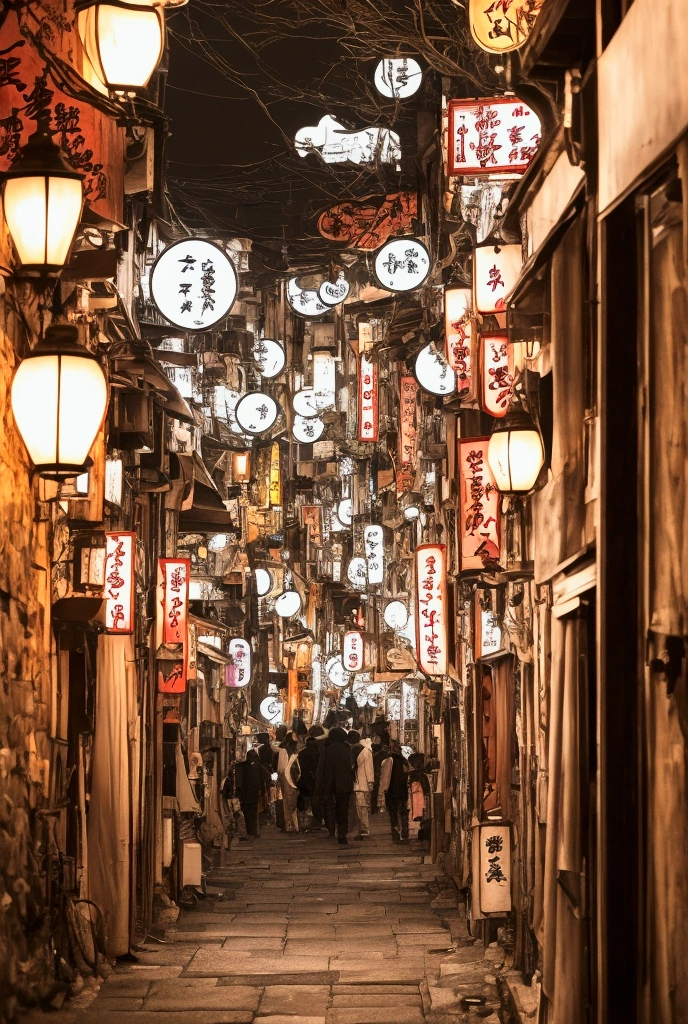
[348, 731, 374, 839]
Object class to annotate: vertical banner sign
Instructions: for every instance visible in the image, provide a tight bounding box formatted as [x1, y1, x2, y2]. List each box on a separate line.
[358, 352, 379, 442]
[447, 97, 541, 177]
[157, 557, 190, 694]
[105, 532, 135, 634]
[479, 824, 512, 913]
[269, 442, 281, 507]
[301, 505, 323, 547]
[415, 544, 448, 676]
[398, 375, 418, 493]
[343, 630, 364, 672]
[227, 638, 252, 688]
[481, 335, 513, 418]
[444, 287, 474, 396]
[458, 438, 501, 570]
[474, 244, 522, 314]
[364, 524, 385, 585]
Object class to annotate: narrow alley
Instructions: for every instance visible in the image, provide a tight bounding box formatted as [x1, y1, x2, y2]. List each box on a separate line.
[27, 820, 513, 1024]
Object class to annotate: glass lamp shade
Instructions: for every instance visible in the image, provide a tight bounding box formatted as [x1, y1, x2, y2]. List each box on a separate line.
[77, 1, 165, 91]
[11, 325, 108, 479]
[3, 126, 83, 273]
[487, 408, 545, 495]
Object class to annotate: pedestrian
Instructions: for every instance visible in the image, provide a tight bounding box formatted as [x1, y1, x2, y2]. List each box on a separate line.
[277, 731, 301, 832]
[348, 731, 374, 839]
[321, 726, 354, 844]
[234, 750, 268, 838]
[298, 725, 325, 829]
[408, 752, 432, 841]
[371, 733, 390, 814]
[313, 728, 335, 836]
[379, 739, 410, 843]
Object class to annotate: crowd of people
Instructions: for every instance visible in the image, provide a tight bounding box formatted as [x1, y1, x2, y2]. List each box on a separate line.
[224, 716, 432, 846]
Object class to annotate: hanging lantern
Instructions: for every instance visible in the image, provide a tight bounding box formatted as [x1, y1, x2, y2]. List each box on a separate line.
[275, 590, 302, 618]
[2, 114, 83, 274]
[77, 0, 165, 92]
[474, 244, 522, 314]
[232, 451, 251, 482]
[469, 0, 544, 54]
[487, 405, 545, 494]
[11, 325, 108, 479]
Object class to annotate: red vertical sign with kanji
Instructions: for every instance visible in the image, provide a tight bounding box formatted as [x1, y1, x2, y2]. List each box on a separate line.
[157, 557, 190, 693]
[358, 352, 379, 442]
[105, 532, 135, 634]
[458, 438, 501, 571]
[415, 544, 447, 676]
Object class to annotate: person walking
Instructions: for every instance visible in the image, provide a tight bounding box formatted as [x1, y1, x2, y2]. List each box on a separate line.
[379, 739, 410, 843]
[277, 731, 301, 832]
[321, 726, 354, 844]
[347, 731, 374, 839]
[234, 749, 268, 838]
[298, 725, 325, 829]
[371, 733, 390, 814]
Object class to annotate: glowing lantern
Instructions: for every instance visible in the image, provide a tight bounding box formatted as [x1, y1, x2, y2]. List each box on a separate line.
[343, 630, 364, 672]
[77, 0, 165, 92]
[481, 335, 514, 418]
[232, 451, 251, 482]
[469, 0, 544, 54]
[487, 405, 544, 494]
[474, 244, 522, 314]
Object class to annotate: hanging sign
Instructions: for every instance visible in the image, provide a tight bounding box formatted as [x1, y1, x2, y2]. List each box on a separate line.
[326, 655, 350, 688]
[150, 238, 238, 331]
[343, 630, 364, 672]
[293, 415, 325, 444]
[398, 374, 418, 494]
[235, 392, 278, 435]
[384, 600, 409, 631]
[347, 556, 368, 590]
[269, 442, 281, 506]
[415, 343, 456, 396]
[481, 335, 514, 418]
[318, 274, 350, 306]
[474, 244, 522, 314]
[448, 98, 541, 177]
[295, 114, 401, 165]
[458, 438, 501, 571]
[469, 0, 544, 54]
[478, 825, 512, 913]
[444, 287, 475, 397]
[478, 608, 504, 659]
[287, 277, 329, 318]
[105, 532, 135, 634]
[415, 543, 447, 676]
[227, 638, 251, 688]
[374, 237, 431, 292]
[337, 498, 353, 526]
[260, 696, 284, 725]
[364, 524, 385, 585]
[157, 557, 190, 694]
[301, 505, 323, 547]
[317, 192, 417, 250]
[358, 353, 379, 442]
[275, 590, 302, 617]
[293, 388, 320, 417]
[254, 338, 286, 378]
[255, 568, 273, 596]
[374, 57, 423, 99]
[313, 350, 337, 409]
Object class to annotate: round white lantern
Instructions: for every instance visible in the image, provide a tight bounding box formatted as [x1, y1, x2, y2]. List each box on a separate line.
[374, 237, 430, 292]
[275, 590, 302, 618]
[292, 414, 325, 444]
[254, 568, 273, 596]
[415, 343, 456, 396]
[374, 57, 423, 99]
[234, 392, 278, 435]
[253, 338, 285, 378]
[287, 277, 329, 318]
[383, 600, 409, 630]
[150, 238, 238, 331]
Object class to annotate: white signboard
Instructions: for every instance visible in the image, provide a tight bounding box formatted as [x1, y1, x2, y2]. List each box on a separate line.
[313, 351, 337, 409]
[343, 630, 364, 672]
[347, 556, 368, 590]
[105, 531, 135, 634]
[374, 237, 430, 292]
[287, 277, 329, 318]
[374, 57, 423, 99]
[150, 238, 238, 331]
[234, 392, 278, 435]
[337, 498, 353, 526]
[474, 244, 522, 314]
[275, 590, 302, 617]
[293, 388, 320, 417]
[318, 274, 350, 306]
[253, 338, 285, 378]
[228, 638, 251, 688]
[415, 343, 456, 396]
[293, 414, 325, 444]
[384, 600, 409, 630]
[295, 114, 401, 166]
[478, 825, 512, 913]
[448, 97, 541, 176]
[364, 524, 385, 585]
[260, 696, 284, 725]
[326, 655, 350, 688]
[255, 568, 273, 596]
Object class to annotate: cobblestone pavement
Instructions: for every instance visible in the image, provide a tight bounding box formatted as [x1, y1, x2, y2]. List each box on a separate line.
[23, 815, 508, 1024]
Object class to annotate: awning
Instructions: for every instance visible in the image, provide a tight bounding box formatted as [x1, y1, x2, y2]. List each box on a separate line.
[168, 452, 238, 532]
[111, 353, 195, 423]
[197, 643, 231, 665]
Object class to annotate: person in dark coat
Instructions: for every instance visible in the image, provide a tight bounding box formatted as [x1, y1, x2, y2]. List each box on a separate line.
[321, 727, 354, 844]
[380, 740, 410, 842]
[298, 725, 325, 828]
[235, 750, 268, 837]
[313, 730, 335, 835]
[371, 733, 390, 814]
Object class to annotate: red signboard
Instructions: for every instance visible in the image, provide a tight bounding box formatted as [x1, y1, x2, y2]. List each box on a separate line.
[458, 438, 501, 571]
[397, 374, 418, 494]
[480, 335, 513, 418]
[415, 544, 448, 676]
[358, 352, 379, 442]
[317, 192, 417, 250]
[105, 532, 135, 634]
[343, 630, 364, 672]
[157, 558, 190, 694]
[447, 97, 541, 177]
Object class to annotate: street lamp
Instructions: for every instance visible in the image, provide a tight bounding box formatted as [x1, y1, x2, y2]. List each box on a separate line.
[487, 405, 544, 495]
[77, 0, 165, 92]
[2, 113, 83, 274]
[11, 325, 108, 480]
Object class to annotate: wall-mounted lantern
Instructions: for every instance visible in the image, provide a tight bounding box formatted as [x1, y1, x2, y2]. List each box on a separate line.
[11, 325, 107, 480]
[487, 404, 545, 495]
[77, 0, 165, 92]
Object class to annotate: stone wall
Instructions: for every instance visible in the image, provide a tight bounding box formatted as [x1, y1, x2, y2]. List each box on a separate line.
[0, 283, 54, 1020]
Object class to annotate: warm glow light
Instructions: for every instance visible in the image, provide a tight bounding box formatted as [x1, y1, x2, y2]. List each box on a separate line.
[232, 451, 251, 482]
[78, 1, 165, 91]
[5, 176, 83, 270]
[11, 326, 107, 479]
[343, 630, 364, 672]
[487, 409, 545, 494]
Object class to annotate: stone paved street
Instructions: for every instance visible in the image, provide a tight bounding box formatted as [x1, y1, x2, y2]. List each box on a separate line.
[23, 815, 507, 1024]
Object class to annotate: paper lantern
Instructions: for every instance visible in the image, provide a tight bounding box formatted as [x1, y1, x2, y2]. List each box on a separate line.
[469, 0, 544, 54]
[474, 244, 522, 314]
[77, 0, 165, 91]
[374, 237, 430, 292]
[481, 334, 514, 418]
[487, 406, 544, 494]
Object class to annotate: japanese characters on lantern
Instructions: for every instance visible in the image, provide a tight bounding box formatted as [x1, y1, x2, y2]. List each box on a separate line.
[474, 243, 522, 314]
[447, 98, 541, 177]
[374, 237, 431, 292]
[227, 638, 252, 688]
[458, 438, 501, 571]
[358, 353, 379, 442]
[105, 532, 135, 634]
[444, 287, 475, 397]
[398, 374, 418, 494]
[481, 335, 514, 418]
[469, 0, 544, 54]
[364, 524, 385, 585]
[343, 630, 364, 672]
[150, 238, 238, 331]
[478, 824, 512, 913]
[415, 543, 447, 676]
